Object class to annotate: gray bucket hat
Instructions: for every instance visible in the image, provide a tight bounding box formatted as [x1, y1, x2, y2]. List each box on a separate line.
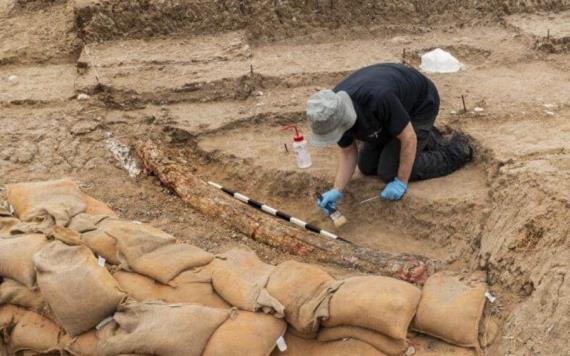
[306, 89, 357, 147]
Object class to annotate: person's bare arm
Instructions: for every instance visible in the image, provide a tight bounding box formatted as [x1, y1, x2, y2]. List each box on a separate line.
[333, 142, 358, 192]
[396, 122, 417, 184]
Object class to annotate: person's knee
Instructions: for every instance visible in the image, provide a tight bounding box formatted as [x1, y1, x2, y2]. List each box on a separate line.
[377, 168, 395, 183]
[377, 153, 399, 183]
[357, 158, 377, 176]
[357, 144, 381, 176]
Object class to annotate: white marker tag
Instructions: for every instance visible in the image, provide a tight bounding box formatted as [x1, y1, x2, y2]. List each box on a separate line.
[97, 256, 106, 267]
[96, 316, 113, 330]
[320, 230, 339, 240]
[290, 217, 307, 228]
[276, 336, 288, 352]
[261, 205, 278, 216]
[485, 291, 496, 303]
[234, 193, 249, 203]
[132, 220, 142, 225]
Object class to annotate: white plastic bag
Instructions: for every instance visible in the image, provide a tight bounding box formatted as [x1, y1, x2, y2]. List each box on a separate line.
[420, 48, 464, 74]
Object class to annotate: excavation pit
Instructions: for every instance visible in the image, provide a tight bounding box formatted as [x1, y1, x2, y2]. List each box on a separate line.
[2, 1, 570, 354]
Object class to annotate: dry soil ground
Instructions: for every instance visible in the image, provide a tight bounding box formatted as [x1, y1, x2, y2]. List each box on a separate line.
[1, 0, 570, 355]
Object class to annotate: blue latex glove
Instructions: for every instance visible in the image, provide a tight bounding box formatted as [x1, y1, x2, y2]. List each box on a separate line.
[317, 189, 343, 215]
[380, 178, 408, 201]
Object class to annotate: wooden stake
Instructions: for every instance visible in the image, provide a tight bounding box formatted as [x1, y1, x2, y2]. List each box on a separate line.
[461, 95, 467, 113]
[136, 139, 434, 284]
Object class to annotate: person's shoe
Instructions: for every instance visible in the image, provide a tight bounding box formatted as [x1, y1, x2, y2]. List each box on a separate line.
[412, 131, 473, 181]
[425, 127, 447, 151]
[447, 133, 473, 165]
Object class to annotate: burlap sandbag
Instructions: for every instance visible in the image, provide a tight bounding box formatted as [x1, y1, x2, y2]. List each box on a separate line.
[113, 270, 229, 308]
[211, 247, 284, 314]
[0, 233, 47, 287]
[6, 180, 116, 234]
[266, 260, 342, 337]
[61, 330, 99, 356]
[68, 213, 110, 233]
[104, 219, 213, 284]
[49, 224, 84, 246]
[79, 218, 173, 269]
[0, 337, 7, 356]
[203, 310, 287, 356]
[412, 271, 487, 348]
[33, 241, 126, 336]
[318, 326, 407, 356]
[83, 195, 117, 216]
[81, 228, 120, 265]
[6, 179, 87, 228]
[102, 219, 174, 258]
[479, 316, 500, 348]
[127, 242, 213, 285]
[323, 276, 421, 341]
[274, 332, 385, 356]
[0, 204, 10, 216]
[0, 278, 49, 315]
[97, 302, 230, 356]
[0, 217, 19, 237]
[0, 305, 62, 355]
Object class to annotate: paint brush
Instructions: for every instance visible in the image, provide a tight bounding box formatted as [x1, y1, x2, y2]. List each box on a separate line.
[317, 193, 348, 228]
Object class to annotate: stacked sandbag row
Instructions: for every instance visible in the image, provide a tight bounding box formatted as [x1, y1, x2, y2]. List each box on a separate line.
[0, 180, 288, 356]
[0, 179, 491, 355]
[96, 301, 286, 356]
[209, 249, 423, 355]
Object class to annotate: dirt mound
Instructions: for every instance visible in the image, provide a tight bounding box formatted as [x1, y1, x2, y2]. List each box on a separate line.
[478, 155, 570, 355]
[73, 0, 415, 43]
[74, 0, 570, 44]
[413, 0, 569, 17]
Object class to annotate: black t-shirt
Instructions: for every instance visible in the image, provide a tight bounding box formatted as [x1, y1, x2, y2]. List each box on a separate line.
[335, 63, 439, 148]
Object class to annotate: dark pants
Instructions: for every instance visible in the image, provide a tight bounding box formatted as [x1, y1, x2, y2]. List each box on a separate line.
[358, 111, 440, 182]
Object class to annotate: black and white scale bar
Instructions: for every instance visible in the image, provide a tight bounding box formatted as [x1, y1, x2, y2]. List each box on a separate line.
[207, 181, 351, 244]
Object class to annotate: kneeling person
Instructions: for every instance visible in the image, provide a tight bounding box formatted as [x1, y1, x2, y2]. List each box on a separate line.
[307, 63, 472, 214]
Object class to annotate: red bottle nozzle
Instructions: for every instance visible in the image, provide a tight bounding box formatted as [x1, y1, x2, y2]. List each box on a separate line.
[283, 125, 304, 142]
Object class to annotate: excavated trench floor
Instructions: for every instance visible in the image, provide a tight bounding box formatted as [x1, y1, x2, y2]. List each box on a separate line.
[196, 120, 489, 261]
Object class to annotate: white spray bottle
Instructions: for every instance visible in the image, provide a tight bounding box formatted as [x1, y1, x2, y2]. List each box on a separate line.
[283, 125, 312, 169]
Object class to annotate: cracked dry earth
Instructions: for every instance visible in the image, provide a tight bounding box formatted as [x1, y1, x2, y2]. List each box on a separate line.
[1, 1, 570, 355]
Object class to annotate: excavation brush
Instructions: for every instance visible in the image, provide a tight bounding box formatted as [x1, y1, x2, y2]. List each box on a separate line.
[207, 181, 352, 244]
